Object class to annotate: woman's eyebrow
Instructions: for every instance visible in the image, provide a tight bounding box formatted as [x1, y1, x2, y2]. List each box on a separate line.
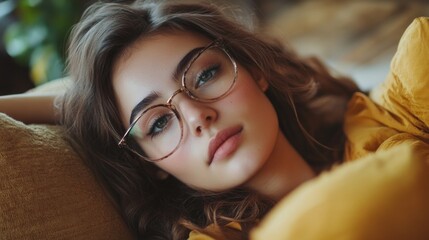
[129, 46, 205, 124]
[172, 47, 204, 81]
[129, 91, 160, 124]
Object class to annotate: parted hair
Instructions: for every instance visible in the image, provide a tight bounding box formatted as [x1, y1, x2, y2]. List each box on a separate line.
[61, 0, 360, 239]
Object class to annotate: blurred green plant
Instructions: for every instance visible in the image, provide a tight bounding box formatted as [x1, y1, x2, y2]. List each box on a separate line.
[3, 0, 85, 85]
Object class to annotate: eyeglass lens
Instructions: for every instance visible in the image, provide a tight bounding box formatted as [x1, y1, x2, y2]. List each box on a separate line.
[128, 46, 236, 161]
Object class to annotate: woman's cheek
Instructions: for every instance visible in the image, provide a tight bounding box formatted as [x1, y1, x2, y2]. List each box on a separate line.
[154, 141, 204, 180]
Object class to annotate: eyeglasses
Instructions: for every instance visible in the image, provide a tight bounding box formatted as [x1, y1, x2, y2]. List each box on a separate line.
[118, 40, 238, 162]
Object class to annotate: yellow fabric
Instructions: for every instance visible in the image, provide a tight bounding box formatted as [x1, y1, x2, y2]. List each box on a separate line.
[188, 222, 241, 240]
[188, 231, 216, 240]
[251, 142, 429, 240]
[250, 17, 429, 240]
[344, 17, 429, 161]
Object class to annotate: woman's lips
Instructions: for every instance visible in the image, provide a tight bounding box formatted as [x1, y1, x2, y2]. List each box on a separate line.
[208, 125, 243, 165]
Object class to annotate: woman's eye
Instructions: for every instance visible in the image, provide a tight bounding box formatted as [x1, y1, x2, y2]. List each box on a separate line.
[195, 65, 219, 88]
[148, 114, 172, 137]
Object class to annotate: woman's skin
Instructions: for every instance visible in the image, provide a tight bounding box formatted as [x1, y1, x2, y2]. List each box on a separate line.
[0, 93, 58, 124]
[112, 31, 315, 200]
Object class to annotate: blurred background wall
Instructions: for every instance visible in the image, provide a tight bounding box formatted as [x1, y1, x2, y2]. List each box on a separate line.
[260, 0, 429, 90]
[0, 0, 89, 95]
[1, 0, 428, 95]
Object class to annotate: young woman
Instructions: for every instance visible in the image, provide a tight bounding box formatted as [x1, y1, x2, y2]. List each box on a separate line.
[2, 0, 362, 239]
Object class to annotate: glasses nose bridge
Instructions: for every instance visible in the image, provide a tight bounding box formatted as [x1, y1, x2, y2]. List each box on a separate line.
[167, 88, 183, 105]
[167, 87, 193, 106]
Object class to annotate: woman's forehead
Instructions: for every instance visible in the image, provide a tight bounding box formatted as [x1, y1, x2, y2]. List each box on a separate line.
[113, 31, 211, 83]
[112, 31, 212, 123]
[121, 31, 210, 62]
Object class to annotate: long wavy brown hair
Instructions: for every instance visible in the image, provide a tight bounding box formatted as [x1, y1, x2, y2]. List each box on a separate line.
[60, 0, 360, 239]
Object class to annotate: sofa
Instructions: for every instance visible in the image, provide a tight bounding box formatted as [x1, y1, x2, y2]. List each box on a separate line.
[0, 80, 134, 239]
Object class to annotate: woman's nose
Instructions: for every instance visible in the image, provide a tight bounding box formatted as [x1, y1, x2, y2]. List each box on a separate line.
[174, 96, 217, 136]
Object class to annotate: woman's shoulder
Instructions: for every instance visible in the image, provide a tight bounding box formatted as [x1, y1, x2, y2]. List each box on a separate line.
[344, 17, 429, 161]
[372, 17, 429, 127]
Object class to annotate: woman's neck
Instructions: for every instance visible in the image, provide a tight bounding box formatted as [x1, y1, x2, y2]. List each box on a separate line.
[245, 132, 315, 201]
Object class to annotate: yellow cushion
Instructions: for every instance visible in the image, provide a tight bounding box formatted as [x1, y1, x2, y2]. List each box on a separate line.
[0, 114, 134, 239]
[251, 142, 429, 239]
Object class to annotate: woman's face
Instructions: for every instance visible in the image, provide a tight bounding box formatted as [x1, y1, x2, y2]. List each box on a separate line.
[113, 31, 280, 191]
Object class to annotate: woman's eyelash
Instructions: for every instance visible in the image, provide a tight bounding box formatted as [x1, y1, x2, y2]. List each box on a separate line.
[148, 114, 172, 137]
[195, 64, 220, 87]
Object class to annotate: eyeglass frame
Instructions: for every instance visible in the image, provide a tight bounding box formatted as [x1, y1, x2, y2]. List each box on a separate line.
[117, 39, 238, 162]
